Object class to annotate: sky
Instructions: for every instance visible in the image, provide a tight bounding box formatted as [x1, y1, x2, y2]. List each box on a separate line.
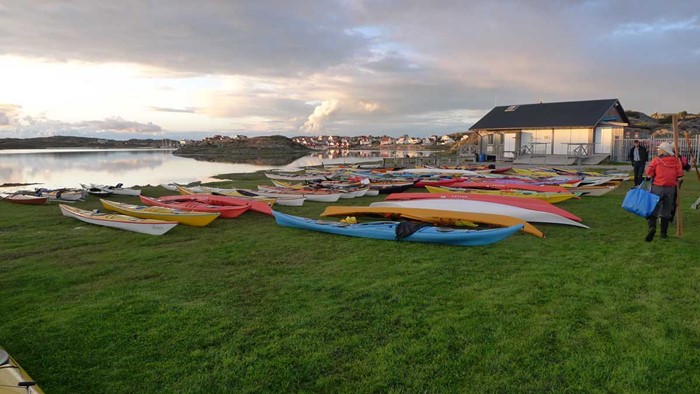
[1, 1, 699, 140]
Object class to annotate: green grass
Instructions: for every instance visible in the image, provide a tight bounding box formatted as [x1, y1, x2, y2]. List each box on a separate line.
[2, 171, 700, 392]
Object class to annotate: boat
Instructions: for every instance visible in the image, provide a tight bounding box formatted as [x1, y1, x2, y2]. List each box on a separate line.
[264, 172, 328, 182]
[100, 199, 220, 227]
[80, 184, 113, 197]
[257, 185, 341, 203]
[384, 192, 582, 222]
[160, 192, 273, 215]
[449, 180, 573, 194]
[272, 211, 524, 246]
[178, 185, 305, 207]
[88, 183, 141, 196]
[565, 184, 619, 197]
[370, 199, 589, 228]
[0, 193, 48, 205]
[425, 185, 578, 204]
[139, 195, 250, 218]
[36, 188, 84, 201]
[368, 180, 415, 194]
[0, 346, 44, 393]
[321, 206, 544, 238]
[60, 204, 178, 235]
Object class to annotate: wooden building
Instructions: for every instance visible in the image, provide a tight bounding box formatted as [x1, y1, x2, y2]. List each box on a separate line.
[469, 99, 634, 164]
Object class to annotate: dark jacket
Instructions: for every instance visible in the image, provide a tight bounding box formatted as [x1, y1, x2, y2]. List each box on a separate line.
[629, 145, 648, 163]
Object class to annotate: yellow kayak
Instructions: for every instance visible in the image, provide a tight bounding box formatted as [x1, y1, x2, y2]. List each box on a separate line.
[0, 346, 44, 393]
[425, 186, 577, 204]
[100, 199, 219, 227]
[321, 206, 544, 238]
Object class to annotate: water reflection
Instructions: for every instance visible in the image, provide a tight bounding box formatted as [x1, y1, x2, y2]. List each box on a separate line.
[0, 148, 433, 190]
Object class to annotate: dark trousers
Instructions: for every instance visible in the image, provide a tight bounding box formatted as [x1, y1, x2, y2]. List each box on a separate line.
[650, 185, 676, 220]
[632, 161, 646, 186]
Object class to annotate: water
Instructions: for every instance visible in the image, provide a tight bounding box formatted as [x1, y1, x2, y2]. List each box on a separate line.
[0, 148, 434, 190]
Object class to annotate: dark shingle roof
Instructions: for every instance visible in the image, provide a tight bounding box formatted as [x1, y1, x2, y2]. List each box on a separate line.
[469, 99, 629, 130]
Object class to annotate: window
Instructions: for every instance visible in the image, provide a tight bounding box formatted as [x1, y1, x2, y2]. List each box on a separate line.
[505, 105, 518, 112]
[487, 134, 494, 144]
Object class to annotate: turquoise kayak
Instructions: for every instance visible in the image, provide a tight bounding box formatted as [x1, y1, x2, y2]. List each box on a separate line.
[272, 211, 523, 246]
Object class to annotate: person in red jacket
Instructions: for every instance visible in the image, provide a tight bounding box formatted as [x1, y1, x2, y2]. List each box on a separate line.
[644, 142, 684, 241]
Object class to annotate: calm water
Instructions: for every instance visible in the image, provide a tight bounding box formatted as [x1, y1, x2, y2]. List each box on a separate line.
[0, 148, 434, 190]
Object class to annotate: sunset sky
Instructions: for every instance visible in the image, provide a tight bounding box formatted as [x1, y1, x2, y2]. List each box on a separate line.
[1, 1, 698, 139]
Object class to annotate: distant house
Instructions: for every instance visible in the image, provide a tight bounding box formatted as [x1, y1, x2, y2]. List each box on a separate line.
[469, 98, 635, 162]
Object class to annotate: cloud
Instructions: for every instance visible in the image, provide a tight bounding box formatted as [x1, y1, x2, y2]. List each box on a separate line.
[150, 107, 197, 113]
[0, 104, 23, 127]
[0, 106, 163, 138]
[301, 99, 340, 134]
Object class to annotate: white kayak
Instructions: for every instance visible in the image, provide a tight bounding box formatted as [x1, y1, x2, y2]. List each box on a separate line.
[60, 204, 178, 235]
[371, 199, 589, 228]
[89, 183, 141, 196]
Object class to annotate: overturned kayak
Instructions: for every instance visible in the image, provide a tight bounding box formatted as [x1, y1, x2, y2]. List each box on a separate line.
[384, 192, 582, 222]
[272, 211, 523, 246]
[371, 199, 589, 228]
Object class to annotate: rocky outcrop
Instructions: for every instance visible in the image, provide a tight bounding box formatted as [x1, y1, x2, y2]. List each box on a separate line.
[173, 135, 312, 163]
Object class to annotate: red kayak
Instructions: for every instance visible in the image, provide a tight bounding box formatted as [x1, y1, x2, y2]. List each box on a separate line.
[139, 195, 250, 218]
[385, 192, 582, 222]
[2, 194, 48, 205]
[450, 181, 572, 194]
[414, 178, 463, 188]
[154, 193, 273, 216]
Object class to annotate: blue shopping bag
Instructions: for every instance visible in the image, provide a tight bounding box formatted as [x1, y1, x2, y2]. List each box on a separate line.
[622, 180, 660, 218]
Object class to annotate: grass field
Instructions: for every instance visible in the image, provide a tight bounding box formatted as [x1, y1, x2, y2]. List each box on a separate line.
[1, 170, 700, 392]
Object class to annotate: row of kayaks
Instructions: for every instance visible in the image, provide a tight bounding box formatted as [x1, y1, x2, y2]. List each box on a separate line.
[59, 192, 275, 235]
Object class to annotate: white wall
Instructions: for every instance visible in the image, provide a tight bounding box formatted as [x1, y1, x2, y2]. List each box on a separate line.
[520, 129, 553, 154]
[552, 128, 590, 154]
[594, 127, 613, 154]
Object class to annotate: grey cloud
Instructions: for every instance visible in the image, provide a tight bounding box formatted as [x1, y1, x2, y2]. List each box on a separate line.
[0, 1, 369, 77]
[2, 0, 700, 137]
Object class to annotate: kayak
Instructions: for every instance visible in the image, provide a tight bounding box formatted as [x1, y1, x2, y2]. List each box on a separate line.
[371, 199, 589, 228]
[384, 192, 582, 222]
[321, 206, 544, 238]
[425, 185, 578, 204]
[0, 193, 48, 205]
[0, 346, 44, 393]
[139, 195, 250, 219]
[272, 211, 524, 246]
[158, 193, 273, 215]
[60, 204, 178, 235]
[100, 199, 220, 227]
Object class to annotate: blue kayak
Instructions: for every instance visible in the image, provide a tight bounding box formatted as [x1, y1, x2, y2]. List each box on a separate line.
[272, 211, 523, 246]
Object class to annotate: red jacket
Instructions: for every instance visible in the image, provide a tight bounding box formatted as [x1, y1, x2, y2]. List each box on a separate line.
[646, 155, 683, 186]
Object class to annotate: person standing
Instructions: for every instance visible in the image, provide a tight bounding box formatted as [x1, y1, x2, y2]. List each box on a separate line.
[644, 142, 683, 241]
[628, 139, 649, 186]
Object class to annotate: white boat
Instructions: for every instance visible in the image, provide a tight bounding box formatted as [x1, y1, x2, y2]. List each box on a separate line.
[60, 204, 178, 235]
[89, 183, 141, 196]
[264, 172, 328, 182]
[193, 185, 305, 207]
[386, 168, 481, 176]
[257, 185, 341, 202]
[371, 199, 589, 228]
